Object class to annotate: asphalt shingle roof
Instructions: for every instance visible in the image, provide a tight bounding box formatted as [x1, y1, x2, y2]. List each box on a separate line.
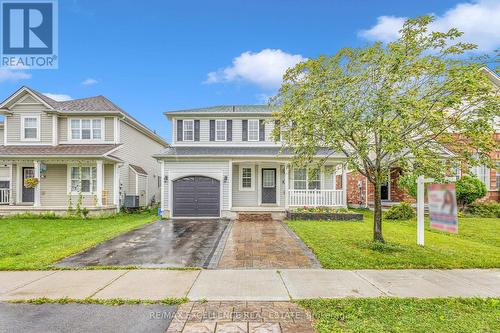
[165, 105, 273, 115]
[129, 164, 148, 175]
[0, 144, 120, 156]
[154, 146, 342, 158]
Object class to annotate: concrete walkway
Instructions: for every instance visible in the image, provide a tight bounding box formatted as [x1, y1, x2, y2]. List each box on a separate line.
[0, 269, 498, 301]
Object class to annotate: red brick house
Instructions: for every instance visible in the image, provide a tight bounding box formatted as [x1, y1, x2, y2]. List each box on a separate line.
[344, 68, 500, 207]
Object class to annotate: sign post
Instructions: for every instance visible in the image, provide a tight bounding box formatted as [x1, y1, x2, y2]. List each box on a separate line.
[416, 175, 434, 246]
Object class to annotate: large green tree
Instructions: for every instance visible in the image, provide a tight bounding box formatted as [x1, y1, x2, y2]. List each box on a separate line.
[271, 16, 499, 242]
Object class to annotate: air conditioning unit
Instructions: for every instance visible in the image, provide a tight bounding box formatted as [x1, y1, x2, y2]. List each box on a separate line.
[124, 195, 139, 208]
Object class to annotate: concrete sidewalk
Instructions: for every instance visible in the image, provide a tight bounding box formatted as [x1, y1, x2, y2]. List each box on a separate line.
[1, 269, 499, 301]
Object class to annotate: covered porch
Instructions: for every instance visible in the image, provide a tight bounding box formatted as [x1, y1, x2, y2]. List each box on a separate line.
[0, 159, 120, 215]
[230, 159, 348, 211]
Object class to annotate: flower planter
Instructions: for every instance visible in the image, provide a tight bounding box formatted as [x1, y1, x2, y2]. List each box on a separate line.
[287, 211, 364, 221]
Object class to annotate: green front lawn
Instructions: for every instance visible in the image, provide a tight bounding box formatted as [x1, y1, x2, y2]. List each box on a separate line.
[299, 298, 500, 333]
[287, 211, 500, 269]
[0, 213, 157, 270]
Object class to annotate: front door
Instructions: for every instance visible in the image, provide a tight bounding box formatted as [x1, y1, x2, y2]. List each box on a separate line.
[22, 167, 35, 203]
[380, 182, 389, 201]
[261, 168, 276, 204]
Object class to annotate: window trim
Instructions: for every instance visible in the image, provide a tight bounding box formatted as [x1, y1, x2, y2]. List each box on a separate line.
[292, 167, 322, 190]
[215, 119, 227, 141]
[68, 118, 104, 141]
[67, 165, 98, 195]
[182, 119, 194, 142]
[473, 164, 490, 190]
[247, 119, 260, 142]
[21, 114, 40, 141]
[239, 165, 255, 191]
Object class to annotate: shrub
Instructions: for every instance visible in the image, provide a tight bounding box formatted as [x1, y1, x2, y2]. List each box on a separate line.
[384, 202, 415, 220]
[294, 206, 349, 214]
[455, 175, 487, 209]
[10, 212, 61, 219]
[82, 208, 90, 219]
[465, 202, 500, 218]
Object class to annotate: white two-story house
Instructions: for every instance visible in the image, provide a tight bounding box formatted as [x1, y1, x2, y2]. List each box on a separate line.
[154, 105, 348, 219]
[0, 86, 168, 215]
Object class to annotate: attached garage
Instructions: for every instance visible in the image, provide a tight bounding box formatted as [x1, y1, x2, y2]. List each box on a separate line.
[172, 176, 220, 217]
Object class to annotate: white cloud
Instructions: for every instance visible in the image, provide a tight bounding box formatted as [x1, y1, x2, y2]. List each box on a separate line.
[43, 93, 72, 101]
[0, 68, 31, 83]
[205, 49, 307, 89]
[81, 78, 98, 86]
[359, 0, 500, 52]
[359, 16, 407, 42]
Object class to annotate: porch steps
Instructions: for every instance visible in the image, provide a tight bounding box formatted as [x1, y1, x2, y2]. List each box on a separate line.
[237, 213, 274, 222]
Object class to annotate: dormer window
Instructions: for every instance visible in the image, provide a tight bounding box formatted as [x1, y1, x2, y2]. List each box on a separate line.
[21, 115, 40, 141]
[70, 119, 103, 140]
[183, 120, 194, 141]
[248, 119, 259, 141]
[215, 120, 226, 141]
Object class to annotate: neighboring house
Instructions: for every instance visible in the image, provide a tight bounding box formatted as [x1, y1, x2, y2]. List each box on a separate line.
[346, 68, 500, 207]
[0, 86, 167, 215]
[154, 106, 347, 219]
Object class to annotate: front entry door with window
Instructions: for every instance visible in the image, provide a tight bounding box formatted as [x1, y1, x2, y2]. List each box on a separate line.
[261, 168, 276, 204]
[22, 167, 35, 203]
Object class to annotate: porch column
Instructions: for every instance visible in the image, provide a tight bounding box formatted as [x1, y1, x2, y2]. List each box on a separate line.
[8, 164, 13, 205]
[341, 163, 347, 207]
[96, 160, 103, 207]
[33, 161, 41, 207]
[113, 164, 120, 211]
[228, 160, 233, 210]
[160, 160, 165, 213]
[284, 163, 290, 209]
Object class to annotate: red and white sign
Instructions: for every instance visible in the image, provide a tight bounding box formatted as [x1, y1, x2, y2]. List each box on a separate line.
[427, 183, 458, 233]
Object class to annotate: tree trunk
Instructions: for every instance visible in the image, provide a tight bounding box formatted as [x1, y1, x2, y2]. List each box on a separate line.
[373, 181, 385, 243]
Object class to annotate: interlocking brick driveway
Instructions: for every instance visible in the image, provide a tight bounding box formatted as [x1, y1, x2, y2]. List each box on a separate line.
[217, 220, 319, 269]
[166, 301, 315, 333]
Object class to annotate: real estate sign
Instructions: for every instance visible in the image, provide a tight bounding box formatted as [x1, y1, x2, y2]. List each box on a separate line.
[427, 183, 458, 233]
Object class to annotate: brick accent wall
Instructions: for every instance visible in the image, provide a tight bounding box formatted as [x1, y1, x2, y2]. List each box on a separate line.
[346, 168, 414, 207]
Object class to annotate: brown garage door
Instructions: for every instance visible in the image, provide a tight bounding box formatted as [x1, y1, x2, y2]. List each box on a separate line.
[173, 176, 220, 217]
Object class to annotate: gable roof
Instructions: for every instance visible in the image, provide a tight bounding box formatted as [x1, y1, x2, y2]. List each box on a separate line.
[129, 164, 148, 175]
[0, 86, 168, 147]
[164, 105, 273, 118]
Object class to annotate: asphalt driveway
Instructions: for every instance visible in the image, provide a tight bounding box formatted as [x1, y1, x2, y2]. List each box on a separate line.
[56, 219, 229, 268]
[0, 303, 176, 333]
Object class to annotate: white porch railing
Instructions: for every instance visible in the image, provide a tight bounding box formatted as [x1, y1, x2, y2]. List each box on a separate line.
[0, 189, 10, 205]
[288, 189, 345, 207]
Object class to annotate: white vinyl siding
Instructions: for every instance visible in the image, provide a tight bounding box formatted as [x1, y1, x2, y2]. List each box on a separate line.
[172, 118, 278, 145]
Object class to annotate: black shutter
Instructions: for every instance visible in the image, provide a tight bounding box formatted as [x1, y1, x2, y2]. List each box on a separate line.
[177, 120, 183, 141]
[275, 120, 280, 141]
[209, 120, 215, 141]
[259, 119, 265, 141]
[194, 120, 200, 141]
[227, 120, 232, 141]
[242, 120, 248, 141]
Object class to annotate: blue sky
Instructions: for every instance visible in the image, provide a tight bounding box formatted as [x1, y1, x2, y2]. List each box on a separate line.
[1, 0, 499, 142]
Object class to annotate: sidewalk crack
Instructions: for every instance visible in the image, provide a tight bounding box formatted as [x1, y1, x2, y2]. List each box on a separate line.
[88, 270, 130, 299]
[277, 270, 293, 300]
